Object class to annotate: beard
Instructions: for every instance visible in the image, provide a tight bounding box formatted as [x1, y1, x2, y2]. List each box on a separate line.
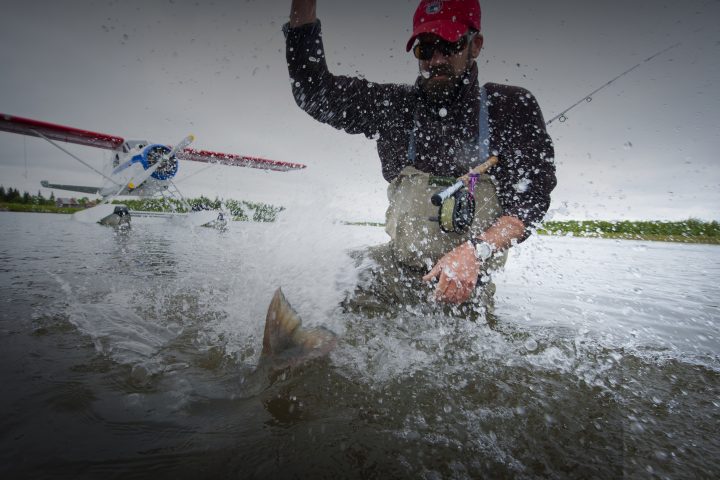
[418, 58, 473, 104]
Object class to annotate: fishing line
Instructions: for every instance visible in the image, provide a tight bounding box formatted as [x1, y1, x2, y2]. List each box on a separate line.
[545, 42, 682, 126]
[431, 42, 682, 231]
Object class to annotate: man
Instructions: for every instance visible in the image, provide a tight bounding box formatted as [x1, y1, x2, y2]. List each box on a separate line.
[285, 0, 556, 318]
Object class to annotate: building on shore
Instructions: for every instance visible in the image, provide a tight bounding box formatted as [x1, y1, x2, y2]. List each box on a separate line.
[55, 198, 80, 208]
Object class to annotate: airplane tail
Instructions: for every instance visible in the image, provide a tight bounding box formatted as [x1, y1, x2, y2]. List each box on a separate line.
[261, 288, 337, 368]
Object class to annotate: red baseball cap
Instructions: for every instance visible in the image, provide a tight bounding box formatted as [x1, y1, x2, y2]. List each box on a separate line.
[406, 0, 481, 51]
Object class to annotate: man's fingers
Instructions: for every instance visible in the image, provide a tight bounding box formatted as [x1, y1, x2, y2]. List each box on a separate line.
[453, 284, 472, 304]
[445, 281, 469, 304]
[433, 272, 475, 304]
[434, 272, 461, 303]
[435, 269, 450, 293]
[439, 280, 459, 303]
[422, 263, 442, 282]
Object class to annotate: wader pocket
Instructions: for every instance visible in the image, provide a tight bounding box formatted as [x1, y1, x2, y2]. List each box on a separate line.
[385, 166, 507, 270]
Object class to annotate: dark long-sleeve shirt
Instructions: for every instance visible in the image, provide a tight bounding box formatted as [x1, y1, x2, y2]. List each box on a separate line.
[285, 20, 556, 239]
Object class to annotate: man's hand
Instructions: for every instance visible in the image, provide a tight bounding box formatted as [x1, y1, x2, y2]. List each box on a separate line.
[289, 0, 317, 27]
[422, 241, 480, 304]
[422, 216, 525, 304]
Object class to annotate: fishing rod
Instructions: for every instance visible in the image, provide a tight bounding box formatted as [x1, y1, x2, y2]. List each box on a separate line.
[431, 41, 682, 232]
[545, 42, 681, 126]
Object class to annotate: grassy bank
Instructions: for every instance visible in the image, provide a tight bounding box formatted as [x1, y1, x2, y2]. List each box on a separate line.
[344, 219, 720, 245]
[0, 202, 83, 214]
[3, 195, 717, 246]
[0, 195, 284, 222]
[537, 220, 720, 245]
[113, 197, 284, 222]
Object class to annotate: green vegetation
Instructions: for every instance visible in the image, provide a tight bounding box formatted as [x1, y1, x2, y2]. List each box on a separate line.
[1, 185, 55, 205]
[114, 196, 284, 222]
[537, 219, 720, 244]
[0, 185, 83, 213]
[0, 185, 284, 222]
[344, 218, 720, 245]
[3, 185, 718, 243]
[0, 203, 83, 214]
[342, 221, 386, 227]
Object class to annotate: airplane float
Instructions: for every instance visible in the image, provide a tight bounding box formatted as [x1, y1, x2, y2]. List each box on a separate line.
[0, 112, 306, 226]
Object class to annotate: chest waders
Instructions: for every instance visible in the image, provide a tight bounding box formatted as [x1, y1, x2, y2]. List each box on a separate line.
[385, 86, 508, 275]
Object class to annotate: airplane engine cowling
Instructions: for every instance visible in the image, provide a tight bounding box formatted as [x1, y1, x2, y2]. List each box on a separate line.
[141, 144, 179, 180]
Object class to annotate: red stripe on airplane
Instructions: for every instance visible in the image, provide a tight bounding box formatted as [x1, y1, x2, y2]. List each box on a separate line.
[0, 113, 125, 150]
[178, 148, 306, 171]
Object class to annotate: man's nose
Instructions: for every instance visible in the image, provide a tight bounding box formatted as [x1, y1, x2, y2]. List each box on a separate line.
[429, 48, 448, 66]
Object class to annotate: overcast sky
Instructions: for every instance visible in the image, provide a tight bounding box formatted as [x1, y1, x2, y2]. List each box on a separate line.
[1, 0, 718, 221]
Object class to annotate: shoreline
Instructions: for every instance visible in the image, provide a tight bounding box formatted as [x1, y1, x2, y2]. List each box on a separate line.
[3, 206, 718, 246]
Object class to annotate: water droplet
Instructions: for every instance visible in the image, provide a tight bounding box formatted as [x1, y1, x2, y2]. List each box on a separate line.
[524, 338, 538, 352]
[438, 107, 447, 117]
[655, 450, 668, 461]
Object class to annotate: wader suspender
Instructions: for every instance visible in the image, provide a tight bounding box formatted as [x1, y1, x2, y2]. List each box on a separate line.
[407, 86, 489, 167]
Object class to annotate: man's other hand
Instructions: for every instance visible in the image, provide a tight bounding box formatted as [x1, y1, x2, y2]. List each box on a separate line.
[289, 0, 317, 27]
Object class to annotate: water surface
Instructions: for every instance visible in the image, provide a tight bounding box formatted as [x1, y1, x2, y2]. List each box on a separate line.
[1, 212, 718, 478]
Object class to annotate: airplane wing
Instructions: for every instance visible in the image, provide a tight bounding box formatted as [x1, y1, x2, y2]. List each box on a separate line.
[1, 112, 306, 171]
[177, 149, 306, 172]
[41, 180, 102, 194]
[0, 113, 125, 150]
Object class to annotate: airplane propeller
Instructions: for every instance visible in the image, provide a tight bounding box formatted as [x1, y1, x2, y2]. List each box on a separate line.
[125, 134, 195, 192]
[76, 134, 199, 225]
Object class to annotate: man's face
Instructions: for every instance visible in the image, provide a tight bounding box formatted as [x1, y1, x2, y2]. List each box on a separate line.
[416, 32, 483, 94]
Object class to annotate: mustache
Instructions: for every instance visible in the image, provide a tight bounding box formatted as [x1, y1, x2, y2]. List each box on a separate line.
[427, 65, 455, 78]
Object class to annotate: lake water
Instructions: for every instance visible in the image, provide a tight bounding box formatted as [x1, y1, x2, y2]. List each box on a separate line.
[1, 211, 718, 479]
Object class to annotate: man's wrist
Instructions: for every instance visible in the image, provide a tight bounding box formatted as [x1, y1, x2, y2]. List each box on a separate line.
[469, 237, 494, 261]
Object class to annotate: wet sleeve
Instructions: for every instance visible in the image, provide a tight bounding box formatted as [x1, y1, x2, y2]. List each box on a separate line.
[284, 20, 400, 138]
[492, 88, 557, 241]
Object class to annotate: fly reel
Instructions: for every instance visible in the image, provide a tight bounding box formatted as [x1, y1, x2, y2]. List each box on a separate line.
[428, 157, 499, 234]
[433, 185, 475, 233]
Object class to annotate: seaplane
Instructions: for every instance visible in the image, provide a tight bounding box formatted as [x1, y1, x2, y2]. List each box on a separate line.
[0, 112, 306, 226]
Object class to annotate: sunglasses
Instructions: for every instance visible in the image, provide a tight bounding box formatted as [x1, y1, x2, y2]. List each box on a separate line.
[412, 35, 470, 61]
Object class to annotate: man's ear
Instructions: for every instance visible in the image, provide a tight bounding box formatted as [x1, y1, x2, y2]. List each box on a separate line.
[470, 34, 484, 58]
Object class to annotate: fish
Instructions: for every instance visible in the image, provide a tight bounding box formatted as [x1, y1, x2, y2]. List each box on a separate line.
[261, 287, 338, 369]
[240, 288, 337, 395]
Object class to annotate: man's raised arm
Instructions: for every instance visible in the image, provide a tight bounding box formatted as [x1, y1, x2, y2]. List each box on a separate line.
[289, 0, 317, 27]
[285, 1, 405, 138]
